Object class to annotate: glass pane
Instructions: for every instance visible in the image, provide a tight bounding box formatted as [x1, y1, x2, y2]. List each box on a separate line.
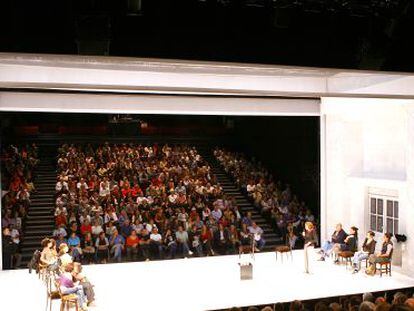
[378, 199, 383, 215]
[377, 216, 383, 232]
[387, 201, 393, 217]
[394, 220, 399, 234]
[387, 218, 393, 234]
[371, 215, 377, 231]
[394, 201, 399, 218]
[370, 198, 377, 214]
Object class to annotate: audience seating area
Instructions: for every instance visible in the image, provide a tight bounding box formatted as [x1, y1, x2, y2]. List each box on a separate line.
[220, 288, 414, 311]
[1, 144, 39, 269]
[52, 143, 272, 264]
[214, 148, 316, 249]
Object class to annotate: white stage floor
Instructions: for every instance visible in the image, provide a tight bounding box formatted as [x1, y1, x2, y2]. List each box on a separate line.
[1, 250, 413, 311]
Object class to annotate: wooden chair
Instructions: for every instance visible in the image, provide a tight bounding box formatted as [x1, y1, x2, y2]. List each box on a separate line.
[275, 245, 292, 263]
[53, 278, 81, 311]
[45, 272, 61, 311]
[376, 260, 392, 277]
[337, 251, 354, 269]
[239, 244, 255, 260]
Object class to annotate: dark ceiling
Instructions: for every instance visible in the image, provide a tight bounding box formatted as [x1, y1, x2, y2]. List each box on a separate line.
[1, 0, 413, 71]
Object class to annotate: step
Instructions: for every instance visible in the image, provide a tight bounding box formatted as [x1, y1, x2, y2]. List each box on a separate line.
[27, 211, 53, 217]
[26, 219, 55, 225]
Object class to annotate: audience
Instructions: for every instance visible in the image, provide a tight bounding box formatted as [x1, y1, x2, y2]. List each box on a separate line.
[214, 148, 315, 248]
[52, 143, 259, 264]
[1, 144, 38, 269]
[225, 290, 414, 311]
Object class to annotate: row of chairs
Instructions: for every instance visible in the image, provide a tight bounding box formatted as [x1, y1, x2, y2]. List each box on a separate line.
[38, 264, 82, 311]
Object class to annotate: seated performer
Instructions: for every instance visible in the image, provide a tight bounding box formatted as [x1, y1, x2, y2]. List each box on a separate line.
[332, 226, 358, 262]
[318, 223, 347, 261]
[366, 232, 393, 275]
[352, 231, 376, 273]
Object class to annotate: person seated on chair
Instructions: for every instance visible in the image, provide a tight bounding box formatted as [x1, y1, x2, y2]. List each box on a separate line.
[318, 223, 347, 261]
[67, 232, 83, 262]
[213, 223, 231, 255]
[286, 222, 298, 250]
[109, 229, 125, 263]
[95, 231, 109, 264]
[71, 263, 95, 306]
[40, 237, 59, 272]
[58, 262, 88, 311]
[126, 229, 140, 261]
[248, 222, 265, 252]
[332, 226, 358, 263]
[366, 232, 393, 275]
[352, 231, 376, 273]
[58, 243, 73, 268]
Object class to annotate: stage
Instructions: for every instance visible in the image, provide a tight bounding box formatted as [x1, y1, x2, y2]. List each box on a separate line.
[1, 250, 413, 311]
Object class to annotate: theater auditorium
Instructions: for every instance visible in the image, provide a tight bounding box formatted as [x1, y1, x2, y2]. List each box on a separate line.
[0, 53, 414, 311]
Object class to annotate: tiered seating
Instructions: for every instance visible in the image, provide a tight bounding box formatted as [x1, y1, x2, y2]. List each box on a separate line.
[1, 143, 39, 269]
[52, 143, 261, 263]
[214, 148, 316, 248]
[220, 288, 414, 311]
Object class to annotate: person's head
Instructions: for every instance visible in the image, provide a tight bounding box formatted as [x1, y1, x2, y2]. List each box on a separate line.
[2, 227, 10, 236]
[290, 300, 304, 311]
[329, 303, 342, 311]
[178, 225, 183, 232]
[405, 298, 414, 311]
[64, 262, 74, 273]
[305, 222, 314, 231]
[376, 298, 387, 305]
[41, 237, 50, 248]
[375, 302, 391, 311]
[99, 231, 106, 239]
[383, 233, 392, 242]
[367, 231, 375, 240]
[349, 296, 362, 310]
[393, 293, 408, 305]
[152, 227, 158, 234]
[261, 307, 274, 311]
[252, 222, 257, 229]
[359, 302, 376, 311]
[59, 243, 69, 255]
[315, 302, 329, 311]
[363, 293, 375, 303]
[350, 226, 359, 237]
[336, 223, 343, 231]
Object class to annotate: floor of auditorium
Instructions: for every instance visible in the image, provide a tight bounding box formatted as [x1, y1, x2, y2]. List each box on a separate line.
[1, 250, 413, 311]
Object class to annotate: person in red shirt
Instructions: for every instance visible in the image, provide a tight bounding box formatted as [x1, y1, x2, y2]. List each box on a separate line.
[80, 220, 92, 236]
[126, 230, 140, 261]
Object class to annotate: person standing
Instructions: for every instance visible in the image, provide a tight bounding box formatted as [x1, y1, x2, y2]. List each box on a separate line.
[303, 222, 318, 274]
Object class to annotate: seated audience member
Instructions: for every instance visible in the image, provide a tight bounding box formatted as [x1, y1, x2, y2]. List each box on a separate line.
[82, 233, 96, 264]
[248, 222, 265, 251]
[57, 263, 88, 311]
[149, 227, 163, 259]
[67, 232, 83, 262]
[163, 229, 177, 259]
[363, 292, 375, 303]
[2, 227, 21, 269]
[318, 223, 347, 261]
[95, 231, 109, 264]
[175, 225, 193, 256]
[139, 228, 151, 260]
[126, 229, 140, 261]
[332, 226, 358, 262]
[109, 229, 125, 263]
[214, 223, 231, 255]
[359, 302, 376, 311]
[352, 231, 376, 273]
[366, 232, 393, 275]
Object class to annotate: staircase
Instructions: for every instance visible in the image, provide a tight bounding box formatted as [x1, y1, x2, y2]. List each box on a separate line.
[202, 151, 283, 252]
[19, 146, 56, 268]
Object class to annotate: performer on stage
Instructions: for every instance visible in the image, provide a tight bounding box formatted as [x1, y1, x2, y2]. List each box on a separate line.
[303, 222, 318, 274]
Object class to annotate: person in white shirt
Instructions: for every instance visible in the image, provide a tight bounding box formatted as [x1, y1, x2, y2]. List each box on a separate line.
[248, 222, 265, 251]
[150, 227, 163, 258]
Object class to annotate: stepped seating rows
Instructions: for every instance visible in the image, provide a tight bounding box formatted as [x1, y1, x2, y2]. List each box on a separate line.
[203, 153, 282, 251]
[19, 148, 57, 267]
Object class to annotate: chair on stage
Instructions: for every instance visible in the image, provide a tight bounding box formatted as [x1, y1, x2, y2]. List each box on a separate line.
[376, 260, 392, 277]
[337, 251, 354, 269]
[53, 277, 81, 311]
[275, 245, 292, 262]
[239, 244, 255, 260]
